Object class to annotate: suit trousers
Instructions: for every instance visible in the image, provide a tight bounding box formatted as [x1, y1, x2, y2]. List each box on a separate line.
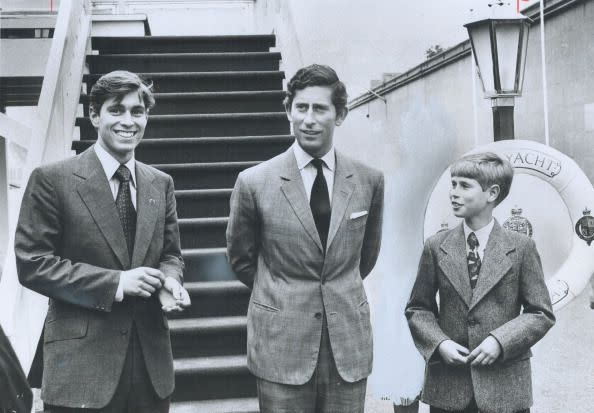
[429, 399, 530, 413]
[44, 324, 169, 413]
[256, 313, 367, 413]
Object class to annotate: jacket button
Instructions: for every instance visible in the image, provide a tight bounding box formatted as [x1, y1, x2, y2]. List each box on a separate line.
[314, 312, 322, 319]
[468, 318, 476, 327]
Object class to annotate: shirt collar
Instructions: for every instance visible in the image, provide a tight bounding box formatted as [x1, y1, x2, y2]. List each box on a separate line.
[292, 141, 335, 172]
[94, 143, 136, 187]
[463, 218, 494, 250]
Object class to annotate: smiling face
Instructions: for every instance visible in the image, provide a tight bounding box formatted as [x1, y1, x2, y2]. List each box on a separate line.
[450, 176, 500, 229]
[90, 91, 147, 163]
[287, 86, 347, 158]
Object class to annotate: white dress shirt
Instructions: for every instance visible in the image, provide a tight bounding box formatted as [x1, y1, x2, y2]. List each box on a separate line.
[292, 141, 335, 205]
[463, 218, 495, 262]
[94, 143, 137, 302]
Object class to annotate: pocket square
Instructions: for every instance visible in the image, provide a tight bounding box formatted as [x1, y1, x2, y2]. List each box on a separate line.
[350, 210, 368, 219]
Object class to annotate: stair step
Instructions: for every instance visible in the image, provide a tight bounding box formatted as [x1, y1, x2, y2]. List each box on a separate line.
[173, 355, 255, 401]
[174, 281, 250, 318]
[72, 135, 293, 164]
[175, 188, 232, 219]
[87, 52, 281, 73]
[182, 247, 236, 282]
[81, 90, 286, 115]
[77, 112, 290, 139]
[92, 34, 275, 54]
[170, 397, 259, 413]
[169, 316, 247, 358]
[152, 161, 259, 190]
[179, 217, 228, 249]
[0, 76, 43, 106]
[83, 71, 285, 93]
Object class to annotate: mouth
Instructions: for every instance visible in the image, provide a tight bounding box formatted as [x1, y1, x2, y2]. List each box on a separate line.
[300, 130, 322, 136]
[114, 130, 137, 139]
[451, 202, 463, 208]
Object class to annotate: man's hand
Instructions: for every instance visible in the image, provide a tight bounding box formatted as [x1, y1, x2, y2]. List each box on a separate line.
[121, 267, 164, 298]
[159, 277, 191, 313]
[438, 339, 470, 365]
[468, 335, 502, 366]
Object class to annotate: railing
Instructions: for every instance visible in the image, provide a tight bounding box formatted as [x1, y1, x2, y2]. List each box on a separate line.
[0, 0, 92, 373]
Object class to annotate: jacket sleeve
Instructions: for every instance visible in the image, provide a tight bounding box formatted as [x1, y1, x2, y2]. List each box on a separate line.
[359, 172, 384, 279]
[226, 172, 259, 289]
[405, 240, 451, 361]
[15, 167, 120, 312]
[489, 238, 555, 361]
[158, 175, 184, 284]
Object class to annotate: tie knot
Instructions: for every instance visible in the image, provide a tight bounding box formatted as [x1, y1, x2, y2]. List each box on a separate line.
[310, 158, 325, 171]
[115, 165, 132, 183]
[467, 232, 479, 250]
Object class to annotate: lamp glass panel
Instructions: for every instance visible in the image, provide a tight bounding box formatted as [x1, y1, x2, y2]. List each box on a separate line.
[494, 22, 521, 93]
[516, 22, 529, 94]
[469, 24, 495, 95]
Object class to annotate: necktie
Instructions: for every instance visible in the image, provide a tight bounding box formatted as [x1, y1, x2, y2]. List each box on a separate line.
[467, 232, 481, 289]
[310, 158, 331, 251]
[114, 165, 137, 260]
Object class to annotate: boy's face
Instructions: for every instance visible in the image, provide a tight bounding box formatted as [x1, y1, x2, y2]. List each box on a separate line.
[449, 176, 499, 219]
[287, 85, 347, 158]
[90, 90, 147, 163]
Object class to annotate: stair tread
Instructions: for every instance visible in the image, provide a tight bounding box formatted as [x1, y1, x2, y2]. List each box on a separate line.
[153, 160, 259, 169]
[93, 34, 274, 41]
[174, 354, 248, 374]
[169, 316, 247, 333]
[179, 217, 228, 225]
[77, 112, 286, 122]
[89, 51, 281, 58]
[82, 90, 283, 99]
[176, 188, 232, 197]
[74, 135, 293, 146]
[170, 397, 258, 413]
[84, 70, 284, 79]
[182, 247, 227, 256]
[184, 280, 249, 295]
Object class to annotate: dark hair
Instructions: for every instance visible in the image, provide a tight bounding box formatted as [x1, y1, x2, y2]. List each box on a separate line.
[450, 152, 514, 206]
[89, 70, 155, 114]
[284, 64, 348, 114]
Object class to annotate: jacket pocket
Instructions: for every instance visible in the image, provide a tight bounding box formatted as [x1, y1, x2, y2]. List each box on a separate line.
[347, 214, 368, 230]
[252, 300, 280, 313]
[44, 317, 88, 343]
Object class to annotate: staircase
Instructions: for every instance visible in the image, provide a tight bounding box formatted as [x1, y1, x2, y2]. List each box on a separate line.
[73, 34, 292, 413]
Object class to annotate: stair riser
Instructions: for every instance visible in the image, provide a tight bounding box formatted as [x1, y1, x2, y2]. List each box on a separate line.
[134, 97, 285, 115]
[180, 223, 227, 249]
[87, 56, 280, 74]
[78, 117, 290, 139]
[173, 373, 256, 402]
[177, 195, 230, 219]
[159, 167, 246, 190]
[92, 38, 275, 54]
[182, 253, 237, 283]
[84, 74, 284, 93]
[171, 330, 247, 358]
[168, 294, 249, 319]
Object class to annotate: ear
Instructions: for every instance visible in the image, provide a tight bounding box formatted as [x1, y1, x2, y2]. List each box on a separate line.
[285, 103, 293, 122]
[487, 184, 501, 204]
[89, 108, 100, 129]
[335, 107, 349, 126]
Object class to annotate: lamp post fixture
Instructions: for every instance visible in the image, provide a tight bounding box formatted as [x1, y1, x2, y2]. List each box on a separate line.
[465, 4, 531, 141]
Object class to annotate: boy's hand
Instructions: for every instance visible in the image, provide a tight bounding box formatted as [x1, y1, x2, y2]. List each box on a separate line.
[158, 277, 191, 313]
[468, 335, 502, 366]
[438, 340, 469, 365]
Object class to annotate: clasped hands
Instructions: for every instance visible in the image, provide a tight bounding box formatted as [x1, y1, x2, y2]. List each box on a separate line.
[120, 267, 191, 313]
[438, 336, 502, 366]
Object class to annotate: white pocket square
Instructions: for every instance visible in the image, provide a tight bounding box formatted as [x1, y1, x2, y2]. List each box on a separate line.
[350, 210, 368, 219]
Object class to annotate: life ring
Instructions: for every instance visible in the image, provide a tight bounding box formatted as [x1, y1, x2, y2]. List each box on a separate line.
[423, 139, 594, 311]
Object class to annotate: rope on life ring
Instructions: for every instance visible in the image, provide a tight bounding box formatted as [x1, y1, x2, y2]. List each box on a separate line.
[424, 140, 594, 311]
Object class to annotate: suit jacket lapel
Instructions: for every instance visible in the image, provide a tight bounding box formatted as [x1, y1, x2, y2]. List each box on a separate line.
[76, 148, 130, 268]
[326, 152, 354, 250]
[438, 224, 473, 306]
[469, 221, 514, 309]
[279, 150, 324, 253]
[131, 162, 159, 268]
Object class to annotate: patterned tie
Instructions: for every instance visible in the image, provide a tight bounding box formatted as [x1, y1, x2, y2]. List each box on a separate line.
[467, 232, 482, 289]
[310, 158, 331, 251]
[114, 165, 137, 260]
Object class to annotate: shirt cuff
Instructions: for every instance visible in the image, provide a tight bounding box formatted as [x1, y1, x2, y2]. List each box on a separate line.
[114, 274, 124, 302]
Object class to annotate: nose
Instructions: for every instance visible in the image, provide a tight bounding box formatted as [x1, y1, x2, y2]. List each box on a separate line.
[450, 186, 459, 198]
[303, 108, 316, 125]
[119, 110, 134, 126]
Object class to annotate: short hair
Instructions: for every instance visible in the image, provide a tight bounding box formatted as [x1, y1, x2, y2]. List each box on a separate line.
[450, 152, 514, 206]
[89, 70, 155, 114]
[284, 64, 348, 114]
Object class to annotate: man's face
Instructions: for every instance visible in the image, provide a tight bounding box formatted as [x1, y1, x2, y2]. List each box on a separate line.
[90, 91, 147, 163]
[287, 86, 347, 158]
[449, 176, 496, 219]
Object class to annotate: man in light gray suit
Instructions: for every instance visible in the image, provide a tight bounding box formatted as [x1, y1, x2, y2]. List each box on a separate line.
[227, 64, 384, 413]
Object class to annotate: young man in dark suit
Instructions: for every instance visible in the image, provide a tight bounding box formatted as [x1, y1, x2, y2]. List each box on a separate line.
[15, 70, 190, 412]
